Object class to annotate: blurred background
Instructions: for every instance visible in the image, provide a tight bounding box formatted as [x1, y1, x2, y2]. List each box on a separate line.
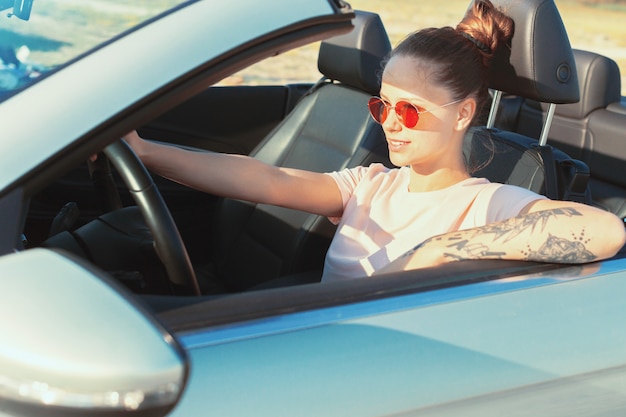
[1, 0, 624, 94]
[232, 0, 626, 95]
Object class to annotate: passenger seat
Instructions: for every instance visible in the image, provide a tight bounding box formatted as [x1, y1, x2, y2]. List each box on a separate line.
[465, 0, 591, 204]
[496, 49, 626, 220]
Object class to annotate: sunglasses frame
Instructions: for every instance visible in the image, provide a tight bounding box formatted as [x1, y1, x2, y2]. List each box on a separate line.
[368, 96, 463, 128]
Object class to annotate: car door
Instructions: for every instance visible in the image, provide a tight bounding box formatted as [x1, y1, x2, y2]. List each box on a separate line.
[160, 259, 626, 417]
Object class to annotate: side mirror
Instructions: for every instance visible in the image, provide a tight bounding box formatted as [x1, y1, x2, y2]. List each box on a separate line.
[0, 249, 188, 417]
[6, 0, 33, 20]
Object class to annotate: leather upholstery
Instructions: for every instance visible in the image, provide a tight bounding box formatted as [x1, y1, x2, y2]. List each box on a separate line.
[464, 128, 590, 202]
[209, 11, 392, 291]
[495, 49, 626, 218]
[519, 50, 621, 127]
[556, 50, 621, 119]
[466, 0, 590, 202]
[487, 0, 579, 103]
[318, 10, 390, 95]
[516, 50, 621, 158]
[587, 107, 626, 217]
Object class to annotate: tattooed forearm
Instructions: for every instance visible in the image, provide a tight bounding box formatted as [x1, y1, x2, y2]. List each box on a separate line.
[407, 208, 598, 265]
[524, 234, 596, 263]
[389, 204, 624, 274]
[443, 239, 505, 260]
[472, 207, 583, 243]
[440, 232, 596, 263]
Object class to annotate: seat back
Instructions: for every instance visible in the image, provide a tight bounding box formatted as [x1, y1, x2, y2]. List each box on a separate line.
[464, 0, 591, 203]
[210, 11, 392, 290]
[496, 49, 626, 218]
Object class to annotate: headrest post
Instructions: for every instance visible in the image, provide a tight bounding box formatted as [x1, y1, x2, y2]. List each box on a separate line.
[486, 89, 502, 129]
[538, 103, 556, 146]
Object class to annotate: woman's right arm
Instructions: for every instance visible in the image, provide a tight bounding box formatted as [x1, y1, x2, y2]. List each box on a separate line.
[124, 131, 344, 218]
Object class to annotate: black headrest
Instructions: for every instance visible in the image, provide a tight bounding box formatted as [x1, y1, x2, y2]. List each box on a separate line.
[556, 49, 621, 118]
[318, 10, 392, 95]
[488, 0, 580, 104]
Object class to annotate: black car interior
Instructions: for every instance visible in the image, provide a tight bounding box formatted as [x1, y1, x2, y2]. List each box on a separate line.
[495, 49, 626, 219]
[38, 10, 394, 295]
[28, 0, 626, 301]
[196, 10, 394, 292]
[463, 0, 592, 205]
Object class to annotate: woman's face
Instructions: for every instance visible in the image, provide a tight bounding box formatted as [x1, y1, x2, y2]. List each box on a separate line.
[378, 55, 471, 173]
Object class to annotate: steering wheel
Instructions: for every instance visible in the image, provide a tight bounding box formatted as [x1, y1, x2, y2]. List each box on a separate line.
[102, 140, 200, 296]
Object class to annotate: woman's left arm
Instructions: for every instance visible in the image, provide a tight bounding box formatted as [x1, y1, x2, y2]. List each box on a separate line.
[385, 200, 626, 272]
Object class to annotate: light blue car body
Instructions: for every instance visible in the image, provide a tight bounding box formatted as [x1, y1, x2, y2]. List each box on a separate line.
[1, 0, 625, 416]
[172, 260, 626, 416]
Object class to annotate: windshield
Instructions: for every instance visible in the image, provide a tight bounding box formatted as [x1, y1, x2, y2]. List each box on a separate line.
[0, 0, 190, 101]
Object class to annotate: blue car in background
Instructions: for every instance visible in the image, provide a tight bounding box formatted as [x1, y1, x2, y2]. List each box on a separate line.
[1, 0, 625, 416]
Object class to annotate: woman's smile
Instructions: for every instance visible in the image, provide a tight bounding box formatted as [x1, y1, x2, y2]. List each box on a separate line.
[387, 138, 410, 152]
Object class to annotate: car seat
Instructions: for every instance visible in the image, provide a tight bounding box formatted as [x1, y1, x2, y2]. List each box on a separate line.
[497, 49, 626, 219]
[463, 0, 592, 204]
[203, 11, 393, 292]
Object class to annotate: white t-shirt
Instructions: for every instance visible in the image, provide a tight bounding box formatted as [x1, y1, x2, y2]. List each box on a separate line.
[322, 163, 545, 282]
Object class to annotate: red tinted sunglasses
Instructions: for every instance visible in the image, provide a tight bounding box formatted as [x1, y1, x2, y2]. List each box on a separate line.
[368, 96, 462, 128]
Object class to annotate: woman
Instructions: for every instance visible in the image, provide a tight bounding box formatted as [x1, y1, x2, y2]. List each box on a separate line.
[122, 0, 626, 282]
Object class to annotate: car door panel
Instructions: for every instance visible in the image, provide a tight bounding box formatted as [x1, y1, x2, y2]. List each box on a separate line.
[169, 264, 626, 416]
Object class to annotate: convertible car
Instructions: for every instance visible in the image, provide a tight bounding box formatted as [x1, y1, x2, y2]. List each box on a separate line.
[1, 0, 626, 416]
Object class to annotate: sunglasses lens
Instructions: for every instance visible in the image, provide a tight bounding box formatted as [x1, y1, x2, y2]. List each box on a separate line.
[368, 98, 421, 128]
[368, 97, 388, 124]
[397, 101, 419, 128]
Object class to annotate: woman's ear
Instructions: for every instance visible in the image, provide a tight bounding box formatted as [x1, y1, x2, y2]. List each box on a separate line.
[454, 98, 476, 131]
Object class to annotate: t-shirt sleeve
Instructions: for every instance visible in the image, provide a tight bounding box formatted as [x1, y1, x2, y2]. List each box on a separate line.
[479, 183, 547, 223]
[325, 163, 389, 225]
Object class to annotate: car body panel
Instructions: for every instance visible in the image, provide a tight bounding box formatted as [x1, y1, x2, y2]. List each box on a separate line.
[168, 260, 626, 416]
[1, 0, 625, 416]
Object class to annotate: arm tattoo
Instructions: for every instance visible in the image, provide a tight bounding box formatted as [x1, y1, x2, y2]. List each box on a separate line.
[473, 207, 583, 243]
[524, 234, 596, 263]
[406, 207, 597, 264]
[443, 239, 506, 260]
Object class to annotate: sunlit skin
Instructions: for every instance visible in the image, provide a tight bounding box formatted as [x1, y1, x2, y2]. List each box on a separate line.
[119, 54, 626, 275]
[372, 54, 626, 272]
[380, 55, 476, 192]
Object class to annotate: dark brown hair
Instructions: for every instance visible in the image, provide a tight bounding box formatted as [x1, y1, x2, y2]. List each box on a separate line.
[383, 0, 514, 126]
